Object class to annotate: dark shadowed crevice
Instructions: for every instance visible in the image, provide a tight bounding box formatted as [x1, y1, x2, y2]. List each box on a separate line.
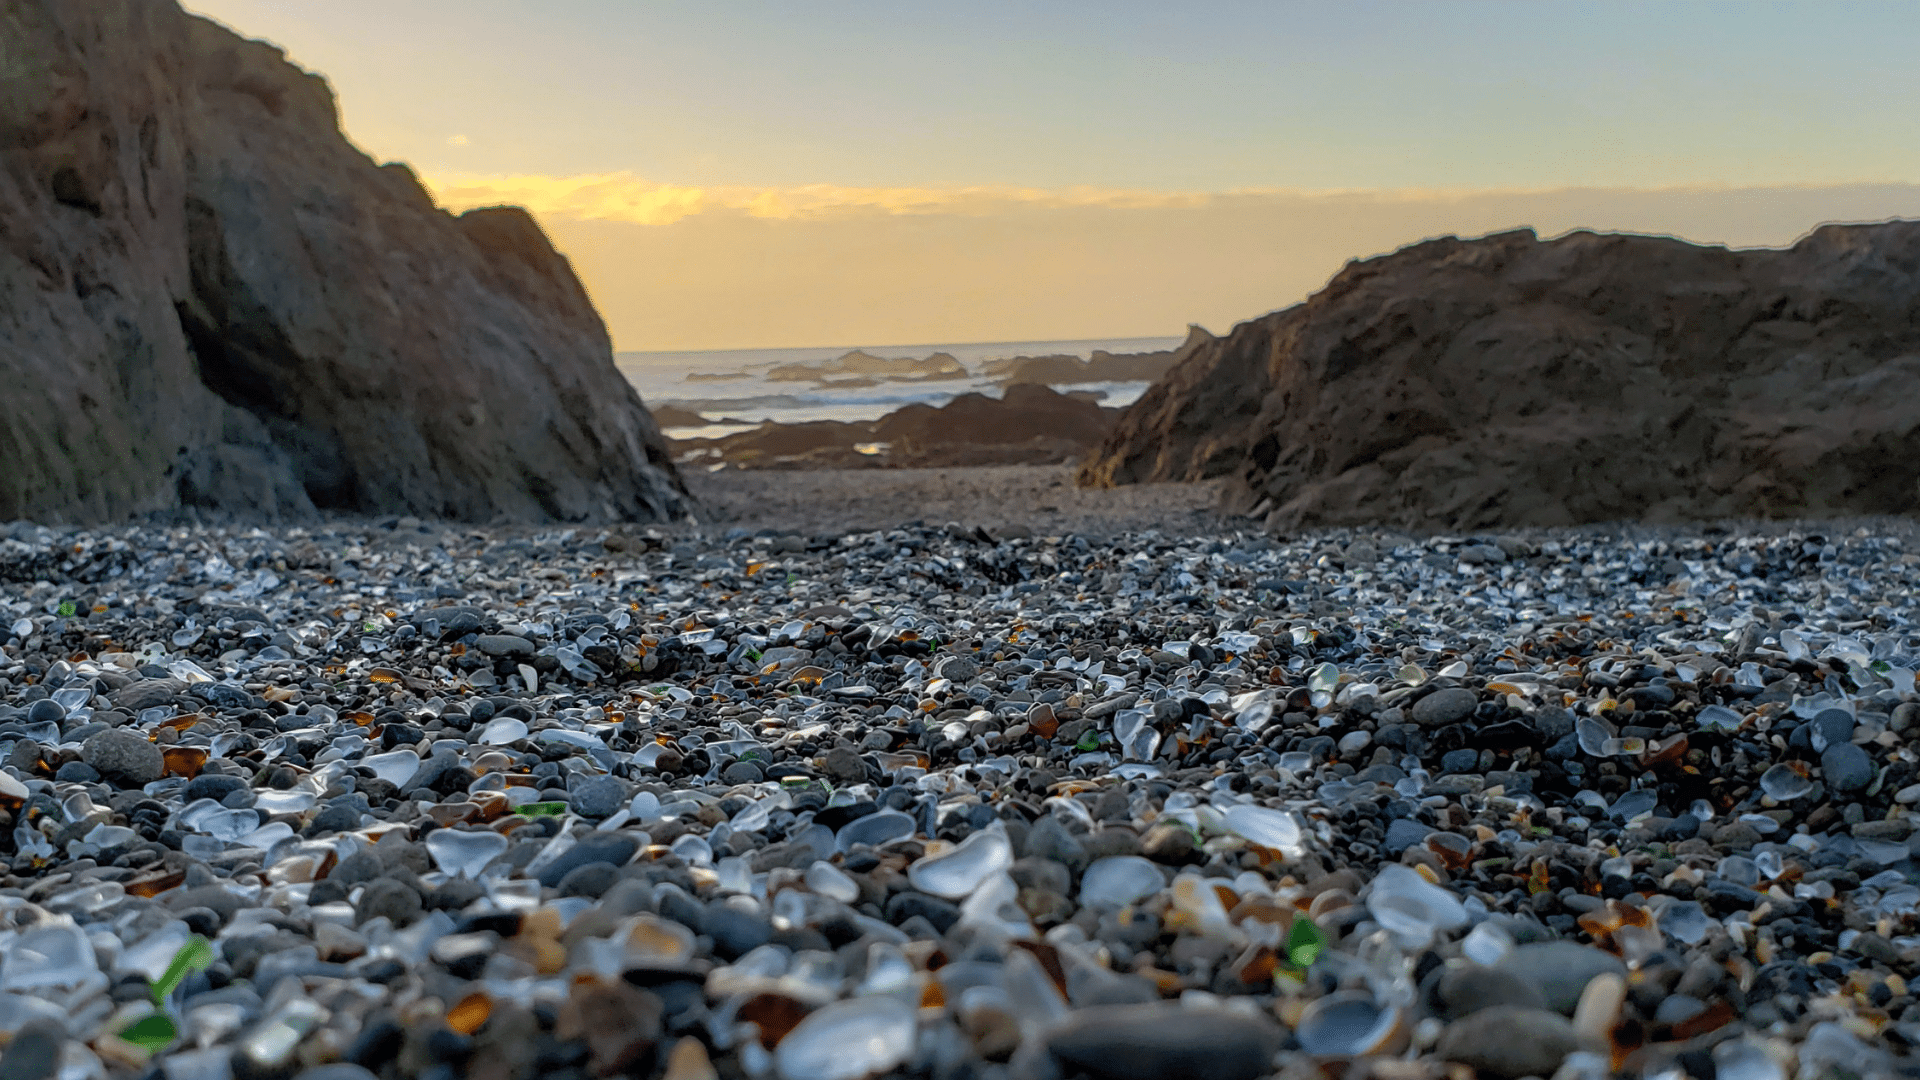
[520, 469, 565, 520]
[175, 196, 361, 510]
[51, 166, 103, 216]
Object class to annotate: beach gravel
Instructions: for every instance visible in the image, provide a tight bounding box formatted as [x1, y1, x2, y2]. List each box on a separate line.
[1, 501, 1917, 1078]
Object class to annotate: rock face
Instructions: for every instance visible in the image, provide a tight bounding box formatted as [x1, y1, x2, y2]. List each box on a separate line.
[0, 1, 686, 522]
[1079, 224, 1920, 529]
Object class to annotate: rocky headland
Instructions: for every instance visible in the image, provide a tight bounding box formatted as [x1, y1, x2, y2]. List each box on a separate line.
[1080, 224, 1920, 531]
[0, 0, 685, 524]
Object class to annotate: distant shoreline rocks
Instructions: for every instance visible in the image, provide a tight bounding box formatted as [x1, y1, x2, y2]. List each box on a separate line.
[982, 325, 1212, 386]
[672, 383, 1118, 470]
[765, 348, 968, 384]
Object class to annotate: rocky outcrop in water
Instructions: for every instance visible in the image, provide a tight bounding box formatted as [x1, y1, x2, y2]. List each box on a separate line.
[1079, 224, 1920, 529]
[983, 326, 1211, 386]
[765, 349, 966, 385]
[0, 0, 685, 522]
[676, 383, 1117, 470]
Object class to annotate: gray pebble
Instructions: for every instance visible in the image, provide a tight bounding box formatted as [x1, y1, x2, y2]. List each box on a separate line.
[80, 728, 163, 787]
[568, 773, 628, 819]
[1437, 1005, 1579, 1079]
[1496, 941, 1626, 1014]
[1411, 687, 1477, 727]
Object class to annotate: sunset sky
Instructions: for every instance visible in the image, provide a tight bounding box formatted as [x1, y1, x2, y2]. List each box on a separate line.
[187, 1, 1920, 351]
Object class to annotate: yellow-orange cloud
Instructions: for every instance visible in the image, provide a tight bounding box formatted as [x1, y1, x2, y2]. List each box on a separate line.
[410, 174, 1920, 350]
[422, 171, 1214, 225]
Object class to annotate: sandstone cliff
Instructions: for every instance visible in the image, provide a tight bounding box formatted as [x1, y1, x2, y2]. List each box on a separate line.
[0, 0, 686, 522]
[1079, 224, 1920, 530]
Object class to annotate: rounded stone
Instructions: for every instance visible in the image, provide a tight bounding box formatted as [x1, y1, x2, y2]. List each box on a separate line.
[1022, 814, 1090, 873]
[535, 833, 639, 888]
[1043, 1002, 1282, 1080]
[1140, 822, 1196, 864]
[0, 1018, 65, 1080]
[329, 850, 385, 885]
[935, 656, 980, 681]
[474, 634, 535, 658]
[557, 861, 621, 899]
[353, 878, 422, 927]
[567, 774, 627, 819]
[184, 773, 249, 802]
[80, 728, 164, 787]
[700, 902, 773, 960]
[1429, 962, 1548, 1020]
[1821, 743, 1872, 795]
[295, 1065, 381, 1080]
[1412, 688, 1477, 728]
[1495, 941, 1627, 1014]
[1436, 1006, 1580, 1079]
[53, 761, 101, 783]
[26, 698, 67, 724]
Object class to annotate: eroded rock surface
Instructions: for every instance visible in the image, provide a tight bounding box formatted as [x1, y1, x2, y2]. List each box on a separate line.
[0, 0, 685, 522]
[1080, 224, 1920, 530]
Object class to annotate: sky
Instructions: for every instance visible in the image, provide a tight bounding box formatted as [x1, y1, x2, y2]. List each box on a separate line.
[186, 1, 1920, 351]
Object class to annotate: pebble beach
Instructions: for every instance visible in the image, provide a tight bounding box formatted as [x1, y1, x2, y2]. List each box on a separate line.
[4, 474, 1920, 1080]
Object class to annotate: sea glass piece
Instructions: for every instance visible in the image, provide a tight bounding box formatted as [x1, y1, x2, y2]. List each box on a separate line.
[1608, 789, 1656, 821]
[669, 833, 712, 866]
[730, 797, 776, 833]
[1780, 630, 1809, 662]
[1, 923, 98, 990]
[1295, 991, 1402, 1056]
[629, 791, 663, 822]
[362, 749, 421, 787]
[1222, 804, 1305, 857]
[774, 996, 916, 1080]
[1461, 920, 1514, 965]
[1662, 900, 1710, 945]
[835, 809, 917, 852]
[804, 861, 860, 903]
[1113, 709, 1160, 761]
[907, 826, 1012, 899]
[236, 822, 295, 850]
[624, 914, 696, 966]
[197, 809, 262, 842]
[1367, 863, 1467, 946]
[1078, 856, 1165, 909]
[479, 716, 529, 745]
[1758, 763, 1812, 801]
[1170, 873, 1233, 937]
[425, 828, 508, 878]
[252, 791, 316, 815]
[1695, 705, 1744, 732]
[1576, 719, 1611, 756]
[1715, 1039, 1787, 1080]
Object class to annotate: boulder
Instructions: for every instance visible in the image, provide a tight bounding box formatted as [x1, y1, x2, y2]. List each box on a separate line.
[1080, 224, 1920, 529]
[0, 1, 686, 522]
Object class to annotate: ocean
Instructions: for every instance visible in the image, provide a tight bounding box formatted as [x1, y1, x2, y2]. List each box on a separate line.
[616, 336, 1186, 439]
